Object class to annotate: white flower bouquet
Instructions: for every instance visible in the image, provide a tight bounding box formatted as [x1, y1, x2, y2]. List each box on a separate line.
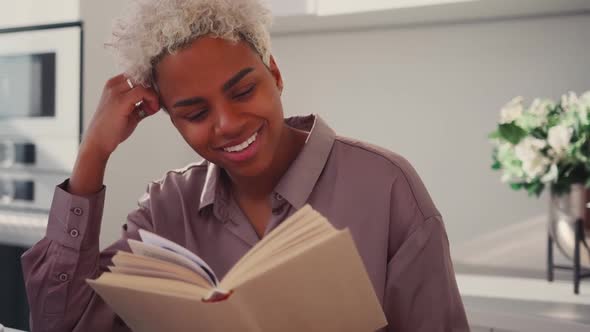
[490, 90, 590, 196]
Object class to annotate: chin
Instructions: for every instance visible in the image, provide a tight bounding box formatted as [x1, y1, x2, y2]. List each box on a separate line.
[222, 157, 272, 179]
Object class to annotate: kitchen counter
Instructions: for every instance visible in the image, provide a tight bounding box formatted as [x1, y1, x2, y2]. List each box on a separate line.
[458, 274, 590, 331]
[465, 296, 590, 331]
[0, 324, 27, 332]
[0, 210, 47, 248]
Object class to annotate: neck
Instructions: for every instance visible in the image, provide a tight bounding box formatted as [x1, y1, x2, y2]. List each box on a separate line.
[227, 125, 307, 201]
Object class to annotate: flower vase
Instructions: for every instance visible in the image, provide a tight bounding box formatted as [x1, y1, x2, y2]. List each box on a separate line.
[548, 184, 590, 267]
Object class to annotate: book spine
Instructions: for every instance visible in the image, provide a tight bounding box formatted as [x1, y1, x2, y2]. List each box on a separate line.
[202, 288, 233, 303]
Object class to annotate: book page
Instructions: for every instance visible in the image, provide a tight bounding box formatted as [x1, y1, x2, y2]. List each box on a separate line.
[110, 252, 212, 288]
[224, 214, 333, 286]
[108, 266, 208, 287]
[128, 239, 217, 286]
[223, 206, 334, 286]
[223, 205, 315, 283]
[226, 230, 388, 332]
[237, 220, 333, 281]
[138, 229, 219, 285]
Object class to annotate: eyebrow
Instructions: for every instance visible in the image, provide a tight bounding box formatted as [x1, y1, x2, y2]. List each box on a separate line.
[172, 67, 255, 109]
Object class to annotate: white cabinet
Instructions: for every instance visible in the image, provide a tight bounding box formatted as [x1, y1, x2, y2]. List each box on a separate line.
[270, 0, 590, 34]
[269, 0, 317, 17]
[268, 0, 478, 17]
[315, 0, 476, 16]
[0, 0, 80, 29]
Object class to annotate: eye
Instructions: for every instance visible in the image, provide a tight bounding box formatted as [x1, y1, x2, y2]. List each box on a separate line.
[187, 109, 209, 122]
[233, 84, 255, 100]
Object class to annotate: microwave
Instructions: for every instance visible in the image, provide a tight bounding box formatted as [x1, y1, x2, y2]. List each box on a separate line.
[0, 22, 82, 212]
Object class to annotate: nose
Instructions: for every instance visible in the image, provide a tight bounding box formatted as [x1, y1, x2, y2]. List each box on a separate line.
[214, 105, 245, 139]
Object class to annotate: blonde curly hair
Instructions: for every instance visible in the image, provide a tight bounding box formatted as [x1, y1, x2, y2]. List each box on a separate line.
[107, 0, 273, 87]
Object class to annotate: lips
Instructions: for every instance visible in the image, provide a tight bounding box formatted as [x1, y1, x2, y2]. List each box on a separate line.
[222, 131, 258, 152]
[217, 125, 264, 163]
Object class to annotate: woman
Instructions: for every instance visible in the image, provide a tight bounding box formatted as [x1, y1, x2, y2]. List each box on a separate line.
[22, 0, 468, 331]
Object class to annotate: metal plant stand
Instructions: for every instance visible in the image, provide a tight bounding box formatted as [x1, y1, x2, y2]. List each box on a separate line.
[546, 184, 590, 294]
[547, 218, 590, 294]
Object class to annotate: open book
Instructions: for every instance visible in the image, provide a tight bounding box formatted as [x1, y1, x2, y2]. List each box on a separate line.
[87, 205, 387, 332]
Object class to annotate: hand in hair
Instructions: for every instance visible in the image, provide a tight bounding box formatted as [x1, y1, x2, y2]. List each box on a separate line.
[84, 74, 160, 157]
[67, 74, 160, 196]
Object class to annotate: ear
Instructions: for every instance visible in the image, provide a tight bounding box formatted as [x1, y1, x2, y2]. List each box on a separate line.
[268, 55, 283, 94]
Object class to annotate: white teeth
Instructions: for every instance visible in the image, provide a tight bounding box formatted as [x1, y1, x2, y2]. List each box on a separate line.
[223, 132, 258, 153]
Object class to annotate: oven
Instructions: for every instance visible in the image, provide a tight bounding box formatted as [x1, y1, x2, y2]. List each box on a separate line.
[0, 23, 82, 213]
[0, 22, 83, 330]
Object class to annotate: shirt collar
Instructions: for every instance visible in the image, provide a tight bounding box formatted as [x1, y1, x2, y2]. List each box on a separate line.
[198, 114, 336, 212]
[198, 160, 220, 210]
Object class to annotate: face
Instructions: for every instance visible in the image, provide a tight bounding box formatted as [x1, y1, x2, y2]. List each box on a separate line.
[154, 37, 285, 178]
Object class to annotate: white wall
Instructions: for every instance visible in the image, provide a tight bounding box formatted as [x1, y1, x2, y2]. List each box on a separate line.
[81, 0, 197, 249]
[272, 14, 590, 259]
[81, 1, 590, 257]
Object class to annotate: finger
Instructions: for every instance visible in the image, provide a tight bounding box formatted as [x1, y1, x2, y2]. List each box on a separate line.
[106, 74, 130, 91]
[114, 77, 140, 95]
[131, 104, 150, 122]
[106, 74, 160, 116]
[111, 74, 152, 96]
[122, 85, 161, 116]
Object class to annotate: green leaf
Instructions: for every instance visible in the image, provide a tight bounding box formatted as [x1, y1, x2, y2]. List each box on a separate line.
[525, 181, 544, 197]
[488, 130, 501, 140]
[491, 161, 501, 170]
[530, 128, 546, 139]
[498, 123, 527, 145]
[510, 183, 523, 190]
[547, 114, 561, 128]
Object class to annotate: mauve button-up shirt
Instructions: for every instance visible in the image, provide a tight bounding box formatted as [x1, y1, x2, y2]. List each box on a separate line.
[21, 114, 469, 331]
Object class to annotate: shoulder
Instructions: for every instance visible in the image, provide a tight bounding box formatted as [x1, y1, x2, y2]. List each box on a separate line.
[143, 160, 209, 197]
[129, 161, 211, 237]
[150, 160, 208, 184]
[331, 136, 439, 220]
[334, 136, 415, 175]
[332, 136, 421, 184]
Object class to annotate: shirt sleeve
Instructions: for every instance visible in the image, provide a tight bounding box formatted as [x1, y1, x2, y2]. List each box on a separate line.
[383, 215, 470, 331]
[21, 179, 154, 332]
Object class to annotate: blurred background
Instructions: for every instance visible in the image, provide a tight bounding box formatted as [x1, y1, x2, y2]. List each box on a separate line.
[1, 0, 589, 331]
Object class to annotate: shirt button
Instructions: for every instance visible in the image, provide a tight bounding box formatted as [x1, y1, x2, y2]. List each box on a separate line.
[58, 273, 69, 282]
[72, 207, 83, 216]
[275, 193, 284, 201]
[69, 228, 80, 238]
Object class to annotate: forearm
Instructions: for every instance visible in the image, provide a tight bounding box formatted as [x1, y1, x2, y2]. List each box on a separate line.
[68, 142, 109, 196]
[21, 239, 124, 332]
[21, 181, 123, 331]
[23, 71, 161, 330]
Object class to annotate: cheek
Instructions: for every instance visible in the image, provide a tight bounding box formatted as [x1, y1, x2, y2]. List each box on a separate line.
[255, 89, 283, 121]
[268, 99, 284, 128]
[176, 123, 211, 152]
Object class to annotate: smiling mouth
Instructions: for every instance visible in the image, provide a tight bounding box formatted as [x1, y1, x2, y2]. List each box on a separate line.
[222, 131, 259, 153]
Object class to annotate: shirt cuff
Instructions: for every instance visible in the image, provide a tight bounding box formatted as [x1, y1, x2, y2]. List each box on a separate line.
[45, 179, 106, 251]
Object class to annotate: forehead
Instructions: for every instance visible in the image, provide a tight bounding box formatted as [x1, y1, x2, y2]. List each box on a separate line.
[154, 37, 262, 87]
